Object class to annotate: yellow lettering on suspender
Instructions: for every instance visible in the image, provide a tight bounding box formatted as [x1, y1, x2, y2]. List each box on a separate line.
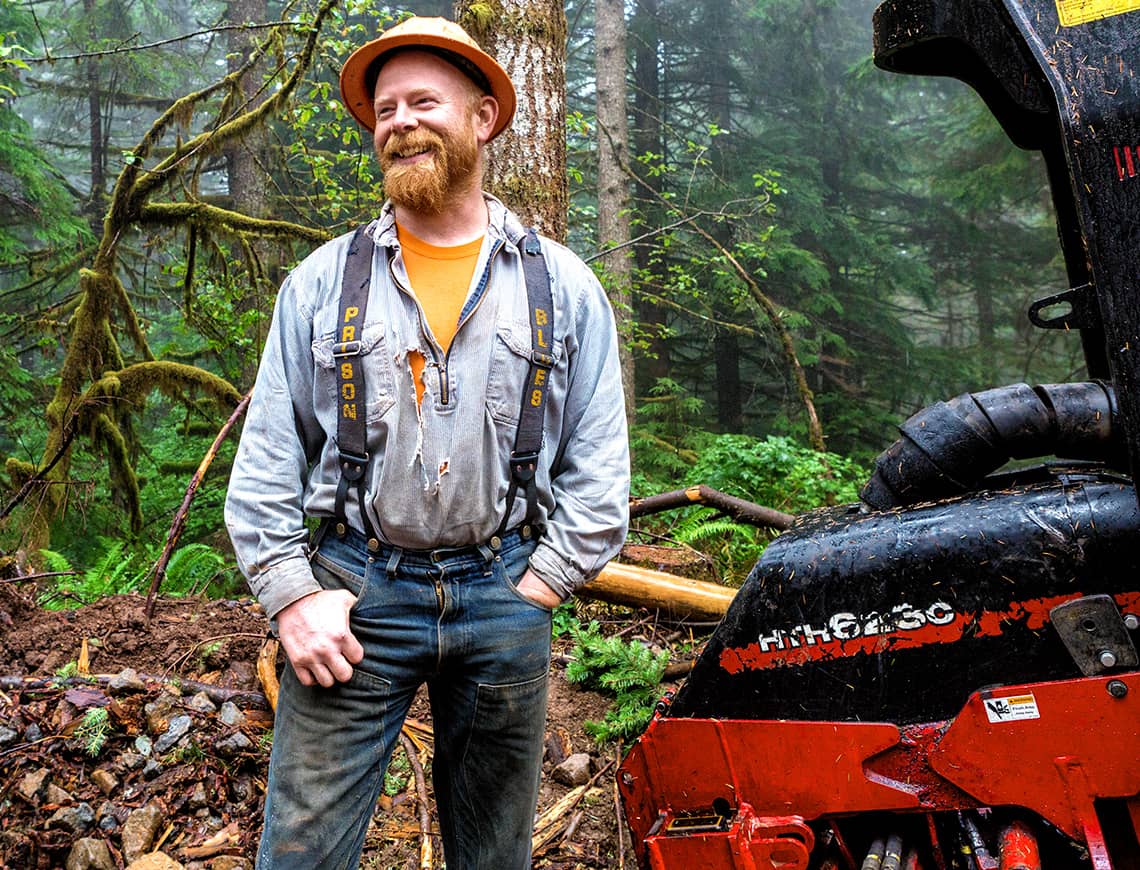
[535, 308, 548, 326]
[342, 403, 357, 420]
[341, 325, 356, 343]
[341, 383, 355, 401]
[531, 389, 543, 407]
[340, 362, 354, 380]
[537, 328, 548, 348]
[344, 306, 359, 322]
[534, 369, 547, 387]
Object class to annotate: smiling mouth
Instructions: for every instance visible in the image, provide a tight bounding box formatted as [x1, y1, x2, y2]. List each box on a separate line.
[391, 147, 433, 161]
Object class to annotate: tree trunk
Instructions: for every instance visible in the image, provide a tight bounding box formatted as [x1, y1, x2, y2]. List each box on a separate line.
[458, 0, 568, 241]
[83, 0, 105, 220]
[631, 0, 669, 397]
[706, 0, 742, 432]
[226, 0, 269, 222]
[595, 0, 635, 427]
[225, 0, 275, 386]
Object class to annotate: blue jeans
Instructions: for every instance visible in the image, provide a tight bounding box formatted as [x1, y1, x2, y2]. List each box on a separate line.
[257, 526, 552, 870]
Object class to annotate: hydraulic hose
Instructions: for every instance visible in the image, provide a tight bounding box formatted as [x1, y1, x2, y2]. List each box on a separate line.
[860, 381, 1124, 510]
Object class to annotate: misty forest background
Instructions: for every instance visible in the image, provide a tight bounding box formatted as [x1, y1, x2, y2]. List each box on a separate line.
[0, 0, 1081, 602]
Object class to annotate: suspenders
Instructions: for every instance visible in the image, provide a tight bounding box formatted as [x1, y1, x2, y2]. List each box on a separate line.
[498, 228, 554, 537]
[333, 226, 376, 539]
[331, 225, 553, 540]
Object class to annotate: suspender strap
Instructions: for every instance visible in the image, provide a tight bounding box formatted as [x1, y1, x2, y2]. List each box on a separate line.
[498, 228, 554, 536]
[334, 226, 376, 538]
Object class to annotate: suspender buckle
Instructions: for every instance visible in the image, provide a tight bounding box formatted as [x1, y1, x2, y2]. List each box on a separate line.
[530, 350, 555, 368]
[510, 450, 540, 485]
[333, 340, 363, 358]
[339, 451, 369, 481]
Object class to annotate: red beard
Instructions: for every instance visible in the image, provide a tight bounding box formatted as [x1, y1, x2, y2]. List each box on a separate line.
[378, 121, 479, 214]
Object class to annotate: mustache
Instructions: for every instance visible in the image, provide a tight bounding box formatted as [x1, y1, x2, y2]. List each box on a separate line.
[381, 129, 445, 164]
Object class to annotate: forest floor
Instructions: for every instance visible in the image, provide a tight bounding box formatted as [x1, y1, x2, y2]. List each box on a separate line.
[0, 581, 687, 870]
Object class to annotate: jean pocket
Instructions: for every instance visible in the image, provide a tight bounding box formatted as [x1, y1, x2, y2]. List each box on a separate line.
[494, 555, 553, 613]
[311, 550, 366, 599]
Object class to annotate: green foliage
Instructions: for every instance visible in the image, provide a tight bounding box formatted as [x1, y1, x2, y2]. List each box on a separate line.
[689, 434, 866, 513]
[631, 425, 869, 582]
[564, 620, 668, 744]
[551, 601, 580, 639]
[73, 707, 112, 757]
[37, 538, 236, 609]
[383, 745, 411, 797]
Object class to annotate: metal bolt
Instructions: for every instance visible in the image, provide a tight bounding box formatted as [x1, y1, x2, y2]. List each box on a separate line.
[1099, 649, 1118, 668]
[1108, 680, 1128, 699]
[621, 771, 634, 787]
[1125, 613, 1140, 631]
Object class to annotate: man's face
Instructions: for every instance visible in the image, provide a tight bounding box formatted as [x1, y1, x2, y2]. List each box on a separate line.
[372, 51, 496, 214]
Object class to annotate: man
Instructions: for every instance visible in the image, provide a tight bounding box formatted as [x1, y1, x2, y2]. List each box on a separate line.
[224, 15, 630, 870]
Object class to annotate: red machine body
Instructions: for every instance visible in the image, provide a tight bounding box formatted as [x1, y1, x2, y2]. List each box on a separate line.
[618, 1, 1140, 867]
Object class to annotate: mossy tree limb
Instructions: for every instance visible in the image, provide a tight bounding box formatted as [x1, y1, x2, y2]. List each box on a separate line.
[19, 0, 340, 554]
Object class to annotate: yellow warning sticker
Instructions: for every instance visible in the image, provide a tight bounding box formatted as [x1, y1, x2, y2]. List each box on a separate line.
[1056, 0, 1140, 26]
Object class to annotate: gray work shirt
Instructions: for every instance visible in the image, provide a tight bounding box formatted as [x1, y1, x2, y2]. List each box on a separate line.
[224, 196, 630, 618]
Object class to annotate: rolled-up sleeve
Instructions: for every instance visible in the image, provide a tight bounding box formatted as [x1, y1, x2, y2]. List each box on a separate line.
[224, 271, 325, 619]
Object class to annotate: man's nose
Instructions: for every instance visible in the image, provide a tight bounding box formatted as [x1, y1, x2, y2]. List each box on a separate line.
[392, 103, 418, 130]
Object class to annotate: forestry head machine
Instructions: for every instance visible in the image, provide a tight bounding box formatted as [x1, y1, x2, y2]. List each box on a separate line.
[617, 1, 1140, 868]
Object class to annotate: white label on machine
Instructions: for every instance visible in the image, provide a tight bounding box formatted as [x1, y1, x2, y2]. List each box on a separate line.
[982, 692, 1041, 723]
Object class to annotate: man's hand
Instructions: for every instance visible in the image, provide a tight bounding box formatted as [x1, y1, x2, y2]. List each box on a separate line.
[516, 568, 561, 609]
[275, 590, 365, 687]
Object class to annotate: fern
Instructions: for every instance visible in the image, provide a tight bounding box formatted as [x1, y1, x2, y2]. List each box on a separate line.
[38, 549, 73, 573]
[565, 621, 668, 744]
[163, 543, 225, 595]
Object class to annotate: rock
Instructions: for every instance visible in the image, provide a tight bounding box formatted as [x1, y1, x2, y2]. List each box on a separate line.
[214, 731, 253, 756]
[96, 800, 119, 833]
[24, 722, 42, 741]
[552, 752, 593, 787]
[47, 802, 95, 834]
[121, 803, 164, 863]
[218, 702, 245, 727]
[65, 837, 116, 870]
[108, 668, 147, 694]
[188, 781, 208, 809]
[135, 735, 153, 756]
[0, 725, 18, 747]
[154, 714, 192, 753]
[17, 767, 50, 802]
[91, 768, 118, 796]
[142, 759, 164, 780]
[119, 752, 147, 772]
[186, 692, 216, 714]
[46, 783, 74, 805]
[124, 853, 184, 870]
[144, 695, 177, 734]
[210, 858, 253, 870]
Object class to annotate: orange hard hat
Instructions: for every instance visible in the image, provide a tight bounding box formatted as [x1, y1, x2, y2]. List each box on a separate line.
[339, 16, 517, 141]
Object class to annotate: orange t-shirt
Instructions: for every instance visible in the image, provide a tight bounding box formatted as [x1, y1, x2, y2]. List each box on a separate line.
[397, 225, 483, 405]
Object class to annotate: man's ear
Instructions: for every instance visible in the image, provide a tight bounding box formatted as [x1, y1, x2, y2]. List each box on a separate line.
[474, 95, 499, 143]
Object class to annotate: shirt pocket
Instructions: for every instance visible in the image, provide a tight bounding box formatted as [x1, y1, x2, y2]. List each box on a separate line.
[312, 323, 398, 424]
[486, 321, 563, 426]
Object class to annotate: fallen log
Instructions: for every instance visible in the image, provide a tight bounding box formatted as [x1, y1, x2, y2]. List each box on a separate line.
[578, 562, 737, 622]
[630, 484, 794, 530]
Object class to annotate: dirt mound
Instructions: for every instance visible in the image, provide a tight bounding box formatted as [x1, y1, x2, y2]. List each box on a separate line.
[0, 592, 639, 869]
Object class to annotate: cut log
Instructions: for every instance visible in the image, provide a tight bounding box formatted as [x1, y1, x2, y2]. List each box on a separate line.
[578, 562, 736, 621]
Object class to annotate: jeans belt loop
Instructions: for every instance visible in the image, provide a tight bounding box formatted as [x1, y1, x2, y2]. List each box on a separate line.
[385, 547, 403, 578]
